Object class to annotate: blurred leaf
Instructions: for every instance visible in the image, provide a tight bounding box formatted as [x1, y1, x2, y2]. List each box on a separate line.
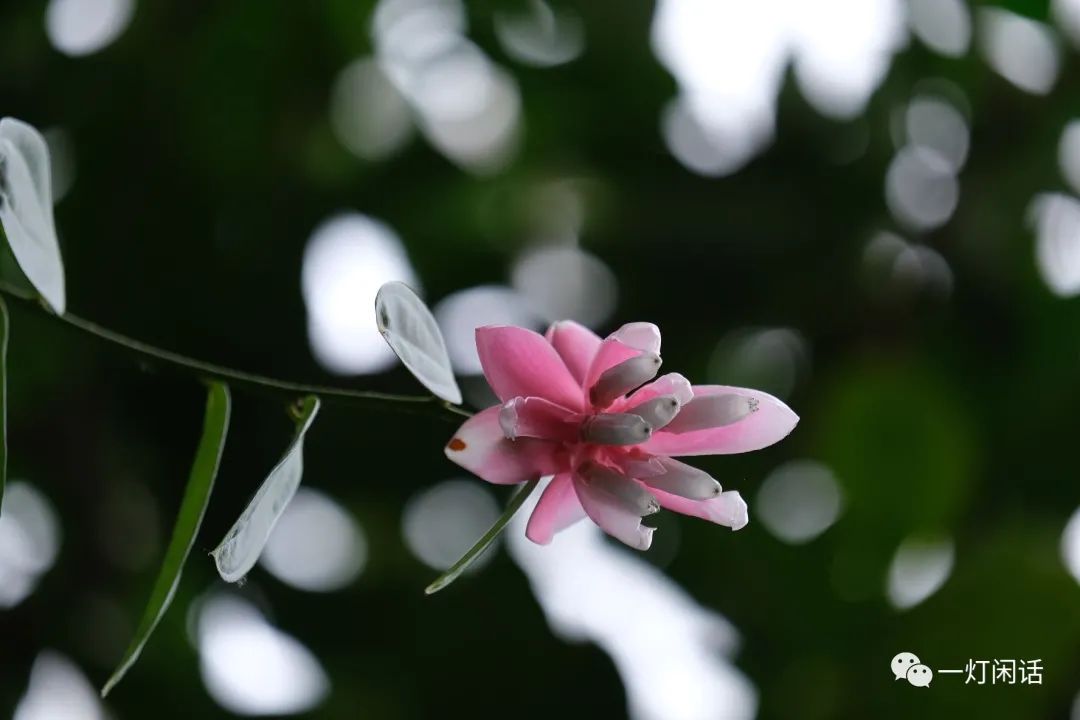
[376, 281, 463, 405]
[212, 396, 320, 583]
[815, 359, 975, 600]
[818, 360, 974, 530]
[425, 478, 539, 595]
[102, 382, 232, 697]
[0, 118, 65, 314]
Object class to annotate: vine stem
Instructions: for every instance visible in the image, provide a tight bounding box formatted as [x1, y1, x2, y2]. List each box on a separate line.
[0, 282, 471, 423]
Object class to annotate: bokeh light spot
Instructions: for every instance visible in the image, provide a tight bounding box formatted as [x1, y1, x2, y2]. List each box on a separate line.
[653, 0, 904, 175]
[978, 9, 1060, 95]
[1054, 0, 1080, 48]
[708, 328, 809, 400]
[511, 244, 618, 329]
[260, 488, 367, 593]
[330, 58, 414, 162]
[0, 481, 61, 609]
[509, 478, 757, 720]
[45, 0, 134, 57]
[862, 231, 953, 300]
[301, 213, 420, 374]
[905, 95, 969, 172]
[14, 651, 104, 720]
[373, 0, 466, 71]
[885, 145, 959, 231]
[372, 0, 523, 173]
[1059, 505, 1080, 585]
[786, 0, 908, 120]
[907, 0, 971, 57]
[885, 536, 954, 610]
[402, 480, 500, 572]
[756, 460, 844, 544]
[433, 285, 539, 375]
[197, 594, 330, 716]
[1058, 121, 1080, 196]
[1029, 193, 1080, 298]
[410, 44, 522, 173]
[494, 0, 585, 67]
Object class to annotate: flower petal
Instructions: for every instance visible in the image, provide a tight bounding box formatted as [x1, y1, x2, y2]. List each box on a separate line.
[476, 326, 585, 411]
[573, 472, 655, 550]
[545, 321, 602, 385]
[445, 406, 565, 484]
[610, 322, 662, 355]
[499, 396, 582, 442]
[653, 487, 749, 530]
[526, 473, 586, 544]
[583, 322, 662, 397]
[640, 386, 798, 456]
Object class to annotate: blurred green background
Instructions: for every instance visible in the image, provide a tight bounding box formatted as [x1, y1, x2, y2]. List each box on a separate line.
[3, 0, 1080, 718]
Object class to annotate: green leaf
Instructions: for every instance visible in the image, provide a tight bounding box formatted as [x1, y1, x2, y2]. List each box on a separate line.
[101, 381, 232, 697]
[425, 478, 540, 595]
[211, 395, 320, 583]
[0, 296, 7, 514]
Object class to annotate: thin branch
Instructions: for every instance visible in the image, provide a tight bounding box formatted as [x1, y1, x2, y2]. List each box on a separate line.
[0, 282, 470, 423]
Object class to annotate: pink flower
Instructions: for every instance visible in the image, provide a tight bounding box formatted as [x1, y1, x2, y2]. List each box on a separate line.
[444, 321, 799, 550]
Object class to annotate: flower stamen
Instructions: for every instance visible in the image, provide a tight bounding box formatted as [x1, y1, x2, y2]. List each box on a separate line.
[589, 353, 662, 408]
[579, 462, 660, 515]
[580, 413, 653, 446]
[663, 394, 758, 434]
[641, 458, 722, 499]
[626, 394, 681, 430]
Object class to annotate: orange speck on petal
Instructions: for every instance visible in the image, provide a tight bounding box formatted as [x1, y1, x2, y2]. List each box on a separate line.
[447, 438, 467, 452]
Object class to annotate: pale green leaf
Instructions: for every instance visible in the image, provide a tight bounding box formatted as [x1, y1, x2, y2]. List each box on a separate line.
[0, 118, 65, 314]
[0, 297, 7, 514]
[376, 281, 462, 405]
[212, 396, 320, 583]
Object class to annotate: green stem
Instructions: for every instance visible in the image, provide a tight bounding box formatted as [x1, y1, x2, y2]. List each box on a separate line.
[0, 282, 470, 423]
[425, 478, 540, 595]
